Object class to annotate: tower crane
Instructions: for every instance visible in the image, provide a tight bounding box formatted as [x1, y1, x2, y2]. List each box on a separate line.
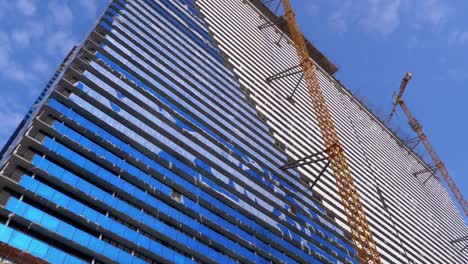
[278, 1, 381, 262]
[386, 72, 468, 217]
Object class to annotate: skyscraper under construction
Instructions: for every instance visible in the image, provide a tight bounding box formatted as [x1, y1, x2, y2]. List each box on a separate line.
[0, 0, 466, 263]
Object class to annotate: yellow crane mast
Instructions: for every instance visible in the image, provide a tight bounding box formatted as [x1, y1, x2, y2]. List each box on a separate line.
[279, 1, 381, 263]
[387, 73, 468, 217]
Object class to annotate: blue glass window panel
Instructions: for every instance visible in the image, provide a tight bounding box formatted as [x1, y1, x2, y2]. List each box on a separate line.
[0, 225, 14, 243]
[28, 239, 48, 259]
[9, 231, 32, 251]
[47, 86, 352, 260]
[0, 224, 85, 263]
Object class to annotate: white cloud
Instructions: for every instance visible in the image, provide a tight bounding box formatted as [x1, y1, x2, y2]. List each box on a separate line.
[26, 21, 45, 37]
[407, 34, 420, 50]
[447, 68, 468, 82]
[448, 30, 468, 46]
[359, 0, 402, 36]
[328, 0, 402, 36]
[12, 30, 32, 47]
[46, 31, 77, 56]
[0, 32, 11, 68]
[416, 0, 450, 28]
[10, 21, 45, 48]
[459, 31, 468, 44]
[0, 111, 23, 138]
[48, 2, 74, 26]
[325, 0, 451, 37]
[0, 32, 33, 83]
[0, 32, 19, 81]
[16, 0, 36, 16]
[328, 0, 353, 34]
[3, 64, 27, 82]
[79, 0, 99, 18]
[0, 96, 27, 147]
[304, 3, 320, 17]
[32, 57, 50, 74]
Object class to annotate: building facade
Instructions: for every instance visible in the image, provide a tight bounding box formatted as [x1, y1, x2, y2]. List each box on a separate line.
[0, 0, 359, 263]
[196, 0, 468, 263]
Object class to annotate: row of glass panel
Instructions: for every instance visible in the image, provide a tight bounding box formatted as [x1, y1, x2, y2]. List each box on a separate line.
[5, 198, 149, 264]
[47, 98, 354, 263]
[79, 0, 352, 258]
[0, 1, 350, 262]
[106, 1, 278, 148]
[151, 0, 212, 43]
[38, 133, 271, 264]
[96, 14, 352, 243]
[17, 175, 235, 264]
[92, 21, 355, 259]
[107, 14, 272, 142]
[47, 100, 325, 262]
[172, 0, 204, 23]
[98, 15, 355, 250]
[149, 0, 209, 36]
[0, 224, 86, 263]
[104, 15, 293, 171]
[93, 38, 324, 231]
[123, 0, 221, 62]
[50, 120, 305, 264]
[103, 1, 326, 206]
[69, 79, 348, 263]
[93, 23, 352, 253]
[124, 0, 352, 258]
[109, 3, 268, 132]
[98, 27, 278, 159]
[90, 53, 285, 181]
[73, 65, 355, 261]
[119, 0, 237, 86]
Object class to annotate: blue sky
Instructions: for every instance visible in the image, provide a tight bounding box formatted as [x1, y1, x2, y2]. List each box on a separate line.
[287, 0, 468, 207]
[0, 0, 108, 145]
[0, 1, 466, 214]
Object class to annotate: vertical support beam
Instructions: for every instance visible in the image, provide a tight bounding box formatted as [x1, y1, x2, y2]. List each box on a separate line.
[266, 65, 302, 83]
[308, 160, 331, 190]
[280, 144, 335, 170]
[287, 72, 304, 101]
[258, 17, 284, 30]
[422, 170, 438, 185]
[280, 146, 336, 190]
